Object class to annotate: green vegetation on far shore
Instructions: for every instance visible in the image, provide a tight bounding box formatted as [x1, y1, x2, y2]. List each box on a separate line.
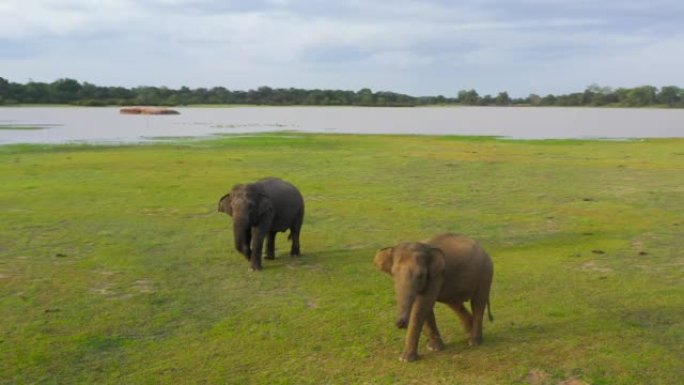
[1, 134, 683, 384]
[2, 76, 683, 108]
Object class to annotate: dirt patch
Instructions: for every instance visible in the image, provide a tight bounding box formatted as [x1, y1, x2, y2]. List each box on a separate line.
[90, 286, 115, 296]
[558, 378, 590, 385]
[526, 370, 591, 385]
[285, 262, 322, 270]
[631, 240, 644, 250]
[581, 261, 612, 273]
[142, 208, 179, 216]
[133, 279, 155, 293]
[306, 298, 319, 309]
[631, 240, 650, 256]
[526, 369, 552, 385]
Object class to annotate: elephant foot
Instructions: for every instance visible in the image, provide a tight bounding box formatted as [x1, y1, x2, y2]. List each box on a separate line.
[468, 336, 483, 346]
[264, 255, 275, 260]
[399, 351, 419, 362]
[290, 246, 301, 257]
[427, 339, 445, 352]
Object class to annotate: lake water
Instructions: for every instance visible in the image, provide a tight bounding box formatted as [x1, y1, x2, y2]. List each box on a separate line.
[1, 106, 683, 144]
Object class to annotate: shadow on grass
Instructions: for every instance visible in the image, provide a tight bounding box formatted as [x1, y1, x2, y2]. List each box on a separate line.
[619, 305, 684, 330]
[258, 247, 371, 267]
[484, 321, 560, 347]
[478, 303, 684, 353]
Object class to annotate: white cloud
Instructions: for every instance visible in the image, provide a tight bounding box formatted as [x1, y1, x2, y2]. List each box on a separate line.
[1, 0, 683, 96]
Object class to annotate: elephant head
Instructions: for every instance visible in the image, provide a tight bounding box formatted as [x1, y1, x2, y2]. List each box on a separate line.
[218, 183, 274, 258]
[374, 243, 445, 329]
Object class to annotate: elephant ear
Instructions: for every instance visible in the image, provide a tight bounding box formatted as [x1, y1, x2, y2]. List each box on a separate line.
[428, 247, 446, 278]
[217, 193, 232, 215]
[374, 247, 394, 274]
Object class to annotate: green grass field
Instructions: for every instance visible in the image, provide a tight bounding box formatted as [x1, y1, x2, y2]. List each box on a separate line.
[1, 134, 683, 384]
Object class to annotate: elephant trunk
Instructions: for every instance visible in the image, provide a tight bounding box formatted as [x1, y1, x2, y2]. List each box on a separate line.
[394, 277, 418, 329]
[232, 216, 251, 259]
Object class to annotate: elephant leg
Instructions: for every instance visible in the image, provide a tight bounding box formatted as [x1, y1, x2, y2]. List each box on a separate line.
[469, 300, 486, 346]
[423, 309, 445, 352]
[233, 226, 251, 261]
[235, 243, 250, 262]
[289, 212, 303, 257]
[289, 226, 301, 257]
[265, 231, 276, 260]
[447, 302, 473, 335]
[249, 228, 266, 271]
[400, 295, 435, 362]
[241, 229, 252, 261]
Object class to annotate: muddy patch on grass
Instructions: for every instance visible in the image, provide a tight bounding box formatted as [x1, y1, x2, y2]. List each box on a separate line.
[142, 208, 179, 217]
[581, 261, 612, 273]
[133, 279, 155, 293]
[284, 261, 323, 270]
[526, 369, 552, 385]
[90, 281, 155, 299]
[306, 297, 319, 309]
[526, 369, 590, 385]
[630, 240, 653, 257]
[90, 285, 115, 296]
[91, 277, 155, 297]
[558, 378, 590, 385]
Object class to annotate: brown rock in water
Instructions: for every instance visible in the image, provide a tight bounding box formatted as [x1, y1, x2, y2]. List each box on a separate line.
[120, 106, 180, 115]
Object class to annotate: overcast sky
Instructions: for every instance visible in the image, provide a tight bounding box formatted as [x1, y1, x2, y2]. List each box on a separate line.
[2, 0, 683, 97]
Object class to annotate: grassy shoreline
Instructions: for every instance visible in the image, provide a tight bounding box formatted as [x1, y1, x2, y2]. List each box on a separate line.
[1, 133, 683, 384]
[0, 124, 49, 130]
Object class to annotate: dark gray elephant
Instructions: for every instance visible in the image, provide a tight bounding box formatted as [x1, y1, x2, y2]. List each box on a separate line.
[218, 177, 304, 271]
[374, 233, 494, 362]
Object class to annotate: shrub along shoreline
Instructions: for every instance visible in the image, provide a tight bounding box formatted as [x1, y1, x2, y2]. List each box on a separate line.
[2, 77, 683, 107]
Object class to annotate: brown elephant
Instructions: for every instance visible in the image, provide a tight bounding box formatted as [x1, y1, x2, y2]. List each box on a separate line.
[218, 177, 304, 271]
[374, 233, 494, 362]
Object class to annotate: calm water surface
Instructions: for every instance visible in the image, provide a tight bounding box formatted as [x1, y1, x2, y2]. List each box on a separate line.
[1, 106, 683, 144]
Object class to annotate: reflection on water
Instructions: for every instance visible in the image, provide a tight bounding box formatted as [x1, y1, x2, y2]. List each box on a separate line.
[0, 106, 683, 144]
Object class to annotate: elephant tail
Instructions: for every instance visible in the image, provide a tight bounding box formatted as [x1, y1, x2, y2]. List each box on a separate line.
[487, 300, 494, 322]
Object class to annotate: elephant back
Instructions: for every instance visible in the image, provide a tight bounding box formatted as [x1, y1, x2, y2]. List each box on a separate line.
[255, 177, 304, 229]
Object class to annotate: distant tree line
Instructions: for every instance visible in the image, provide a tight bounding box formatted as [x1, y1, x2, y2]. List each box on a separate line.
[1, 77, 683, 108]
